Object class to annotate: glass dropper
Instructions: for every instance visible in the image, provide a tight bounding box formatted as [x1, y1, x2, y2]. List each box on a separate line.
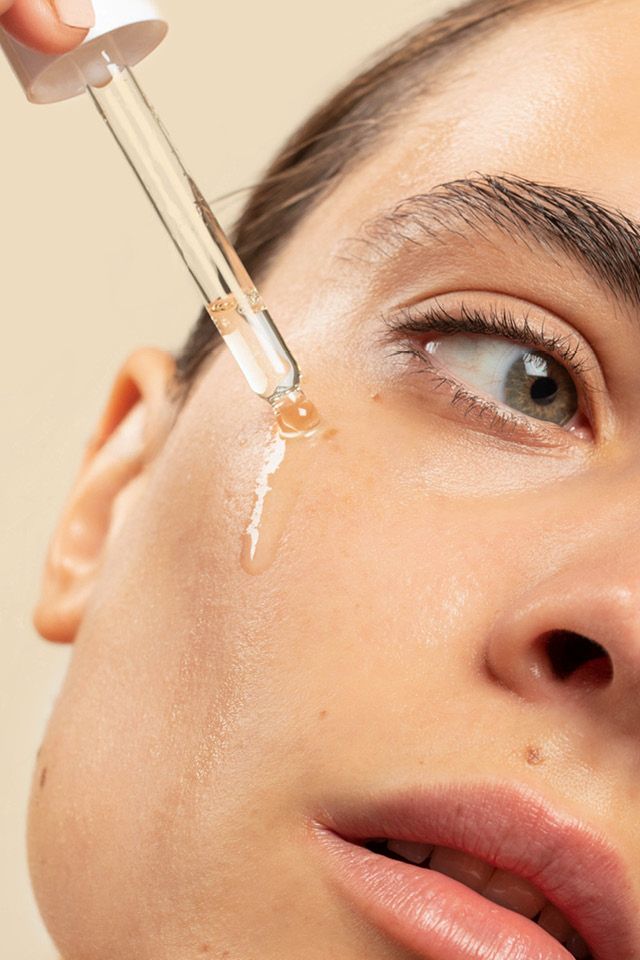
[86, 49, 320, 438]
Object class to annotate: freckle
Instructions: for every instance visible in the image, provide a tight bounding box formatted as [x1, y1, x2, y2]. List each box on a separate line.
[39, 767, 47, 789]
[322, 427, 339, 440]
[198, 945, 210, 954]
[526, 745, 544, 766]
[319, 709, 328, 719]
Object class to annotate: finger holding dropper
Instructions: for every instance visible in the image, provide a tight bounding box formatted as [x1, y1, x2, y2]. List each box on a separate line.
[0, 0, 94, 55]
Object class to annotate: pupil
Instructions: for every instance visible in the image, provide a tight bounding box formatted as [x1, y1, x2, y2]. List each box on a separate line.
[530, 376, 558, 406]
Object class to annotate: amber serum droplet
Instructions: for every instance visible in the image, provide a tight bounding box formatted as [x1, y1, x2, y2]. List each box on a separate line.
[272, 389, 322, 439]
[240, 390, 326, 575]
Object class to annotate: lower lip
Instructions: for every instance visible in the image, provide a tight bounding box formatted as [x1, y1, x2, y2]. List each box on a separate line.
[313, 828, 573, 960]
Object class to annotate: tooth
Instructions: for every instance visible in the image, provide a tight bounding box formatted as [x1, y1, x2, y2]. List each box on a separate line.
[386, 839, 434, 864]
[428, 846, 494, 892]
[480, 868, 548, 919]
[566, 931, 590, 959]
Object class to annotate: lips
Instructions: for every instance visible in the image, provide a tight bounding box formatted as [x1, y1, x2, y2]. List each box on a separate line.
[309, 782, 639, 960]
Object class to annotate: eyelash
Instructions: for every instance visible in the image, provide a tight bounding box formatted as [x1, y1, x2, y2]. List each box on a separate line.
[378, 300, 596, 439]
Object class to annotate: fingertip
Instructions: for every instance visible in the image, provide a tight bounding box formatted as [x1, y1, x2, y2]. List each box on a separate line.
[1, 0, 90, 55]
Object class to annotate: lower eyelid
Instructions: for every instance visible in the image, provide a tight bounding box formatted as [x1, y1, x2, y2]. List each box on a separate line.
[408, 347, 539, 435]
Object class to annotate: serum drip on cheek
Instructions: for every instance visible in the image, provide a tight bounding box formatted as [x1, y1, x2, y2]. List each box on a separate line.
[241, 430, 289, 576]
[241, 416, 336, 576]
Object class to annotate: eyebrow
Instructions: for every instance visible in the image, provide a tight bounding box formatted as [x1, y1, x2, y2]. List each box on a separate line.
[349, 173, 640, 312]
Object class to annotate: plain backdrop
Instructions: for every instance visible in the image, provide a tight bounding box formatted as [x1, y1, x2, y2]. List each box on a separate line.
[1, 1, 454, 955]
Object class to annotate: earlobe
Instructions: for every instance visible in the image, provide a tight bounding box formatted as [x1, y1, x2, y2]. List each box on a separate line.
[33, 348, 177, 645]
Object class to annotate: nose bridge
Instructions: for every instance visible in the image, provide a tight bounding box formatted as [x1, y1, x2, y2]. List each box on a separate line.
[560, 464, 640, 587]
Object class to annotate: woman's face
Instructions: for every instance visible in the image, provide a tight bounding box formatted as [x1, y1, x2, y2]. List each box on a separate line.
[29, 2, 640, 958]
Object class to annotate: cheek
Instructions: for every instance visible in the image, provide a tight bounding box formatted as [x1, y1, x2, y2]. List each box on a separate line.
[26, 333, 561, 955]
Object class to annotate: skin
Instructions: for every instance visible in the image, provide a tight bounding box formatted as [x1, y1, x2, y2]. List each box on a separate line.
[0, 0, 90, 54]
[27, 1, 640, 958]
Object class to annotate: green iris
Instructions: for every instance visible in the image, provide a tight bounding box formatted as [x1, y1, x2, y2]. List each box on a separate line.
[504, 351, 578, 425]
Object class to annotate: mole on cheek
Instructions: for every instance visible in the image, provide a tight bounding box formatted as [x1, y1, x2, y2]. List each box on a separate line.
[525, 745, 544, 766]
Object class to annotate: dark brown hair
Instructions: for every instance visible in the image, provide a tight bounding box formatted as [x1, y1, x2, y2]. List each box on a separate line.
[174, 0, 562, 392]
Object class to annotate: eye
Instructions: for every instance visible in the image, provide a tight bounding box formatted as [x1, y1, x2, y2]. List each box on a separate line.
[378, 298, 600, 443]
[425, 336, 579, 427]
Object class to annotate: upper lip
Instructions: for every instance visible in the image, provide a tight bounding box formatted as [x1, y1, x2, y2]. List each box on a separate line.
[312, 781, 640, 960]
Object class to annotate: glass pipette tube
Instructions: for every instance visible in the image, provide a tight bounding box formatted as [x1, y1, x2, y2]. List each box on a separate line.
[86, 51, 320, 437]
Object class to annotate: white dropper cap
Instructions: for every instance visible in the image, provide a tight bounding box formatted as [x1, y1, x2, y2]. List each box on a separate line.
[0, 0, 167, 104]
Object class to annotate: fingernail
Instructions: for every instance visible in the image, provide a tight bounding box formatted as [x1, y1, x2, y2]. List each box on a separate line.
[52, 0, 95, 29]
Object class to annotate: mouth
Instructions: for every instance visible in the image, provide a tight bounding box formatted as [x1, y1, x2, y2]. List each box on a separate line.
[310, 782, 639, 960]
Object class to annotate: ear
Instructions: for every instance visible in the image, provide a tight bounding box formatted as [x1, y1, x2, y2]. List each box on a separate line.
[34, 348, 178, 645]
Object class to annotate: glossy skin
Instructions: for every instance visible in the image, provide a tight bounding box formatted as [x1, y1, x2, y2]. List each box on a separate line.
[28, 2, 640, 958]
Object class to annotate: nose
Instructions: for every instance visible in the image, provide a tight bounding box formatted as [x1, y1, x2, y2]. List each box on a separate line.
[484, 560, 640, 736]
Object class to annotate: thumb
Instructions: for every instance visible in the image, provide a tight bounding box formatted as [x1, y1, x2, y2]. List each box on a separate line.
[1, 0, 94, 56]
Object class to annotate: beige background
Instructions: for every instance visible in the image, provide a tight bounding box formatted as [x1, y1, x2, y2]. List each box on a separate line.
[0, 1, 453, 955]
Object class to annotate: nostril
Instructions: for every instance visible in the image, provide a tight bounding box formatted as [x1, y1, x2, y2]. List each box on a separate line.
[540, 630, 614, 688]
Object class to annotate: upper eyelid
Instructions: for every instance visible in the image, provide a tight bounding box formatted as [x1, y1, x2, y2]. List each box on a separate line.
[381, 300, 593, 375]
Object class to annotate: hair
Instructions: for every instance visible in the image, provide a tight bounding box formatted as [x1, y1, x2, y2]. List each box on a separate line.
[173, 0, 570, 395]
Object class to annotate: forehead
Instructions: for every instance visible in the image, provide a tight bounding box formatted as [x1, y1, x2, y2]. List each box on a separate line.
[287, 0, 640, 274]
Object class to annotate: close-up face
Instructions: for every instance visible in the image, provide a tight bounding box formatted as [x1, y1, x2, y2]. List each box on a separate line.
[27, 1, 640, 958]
